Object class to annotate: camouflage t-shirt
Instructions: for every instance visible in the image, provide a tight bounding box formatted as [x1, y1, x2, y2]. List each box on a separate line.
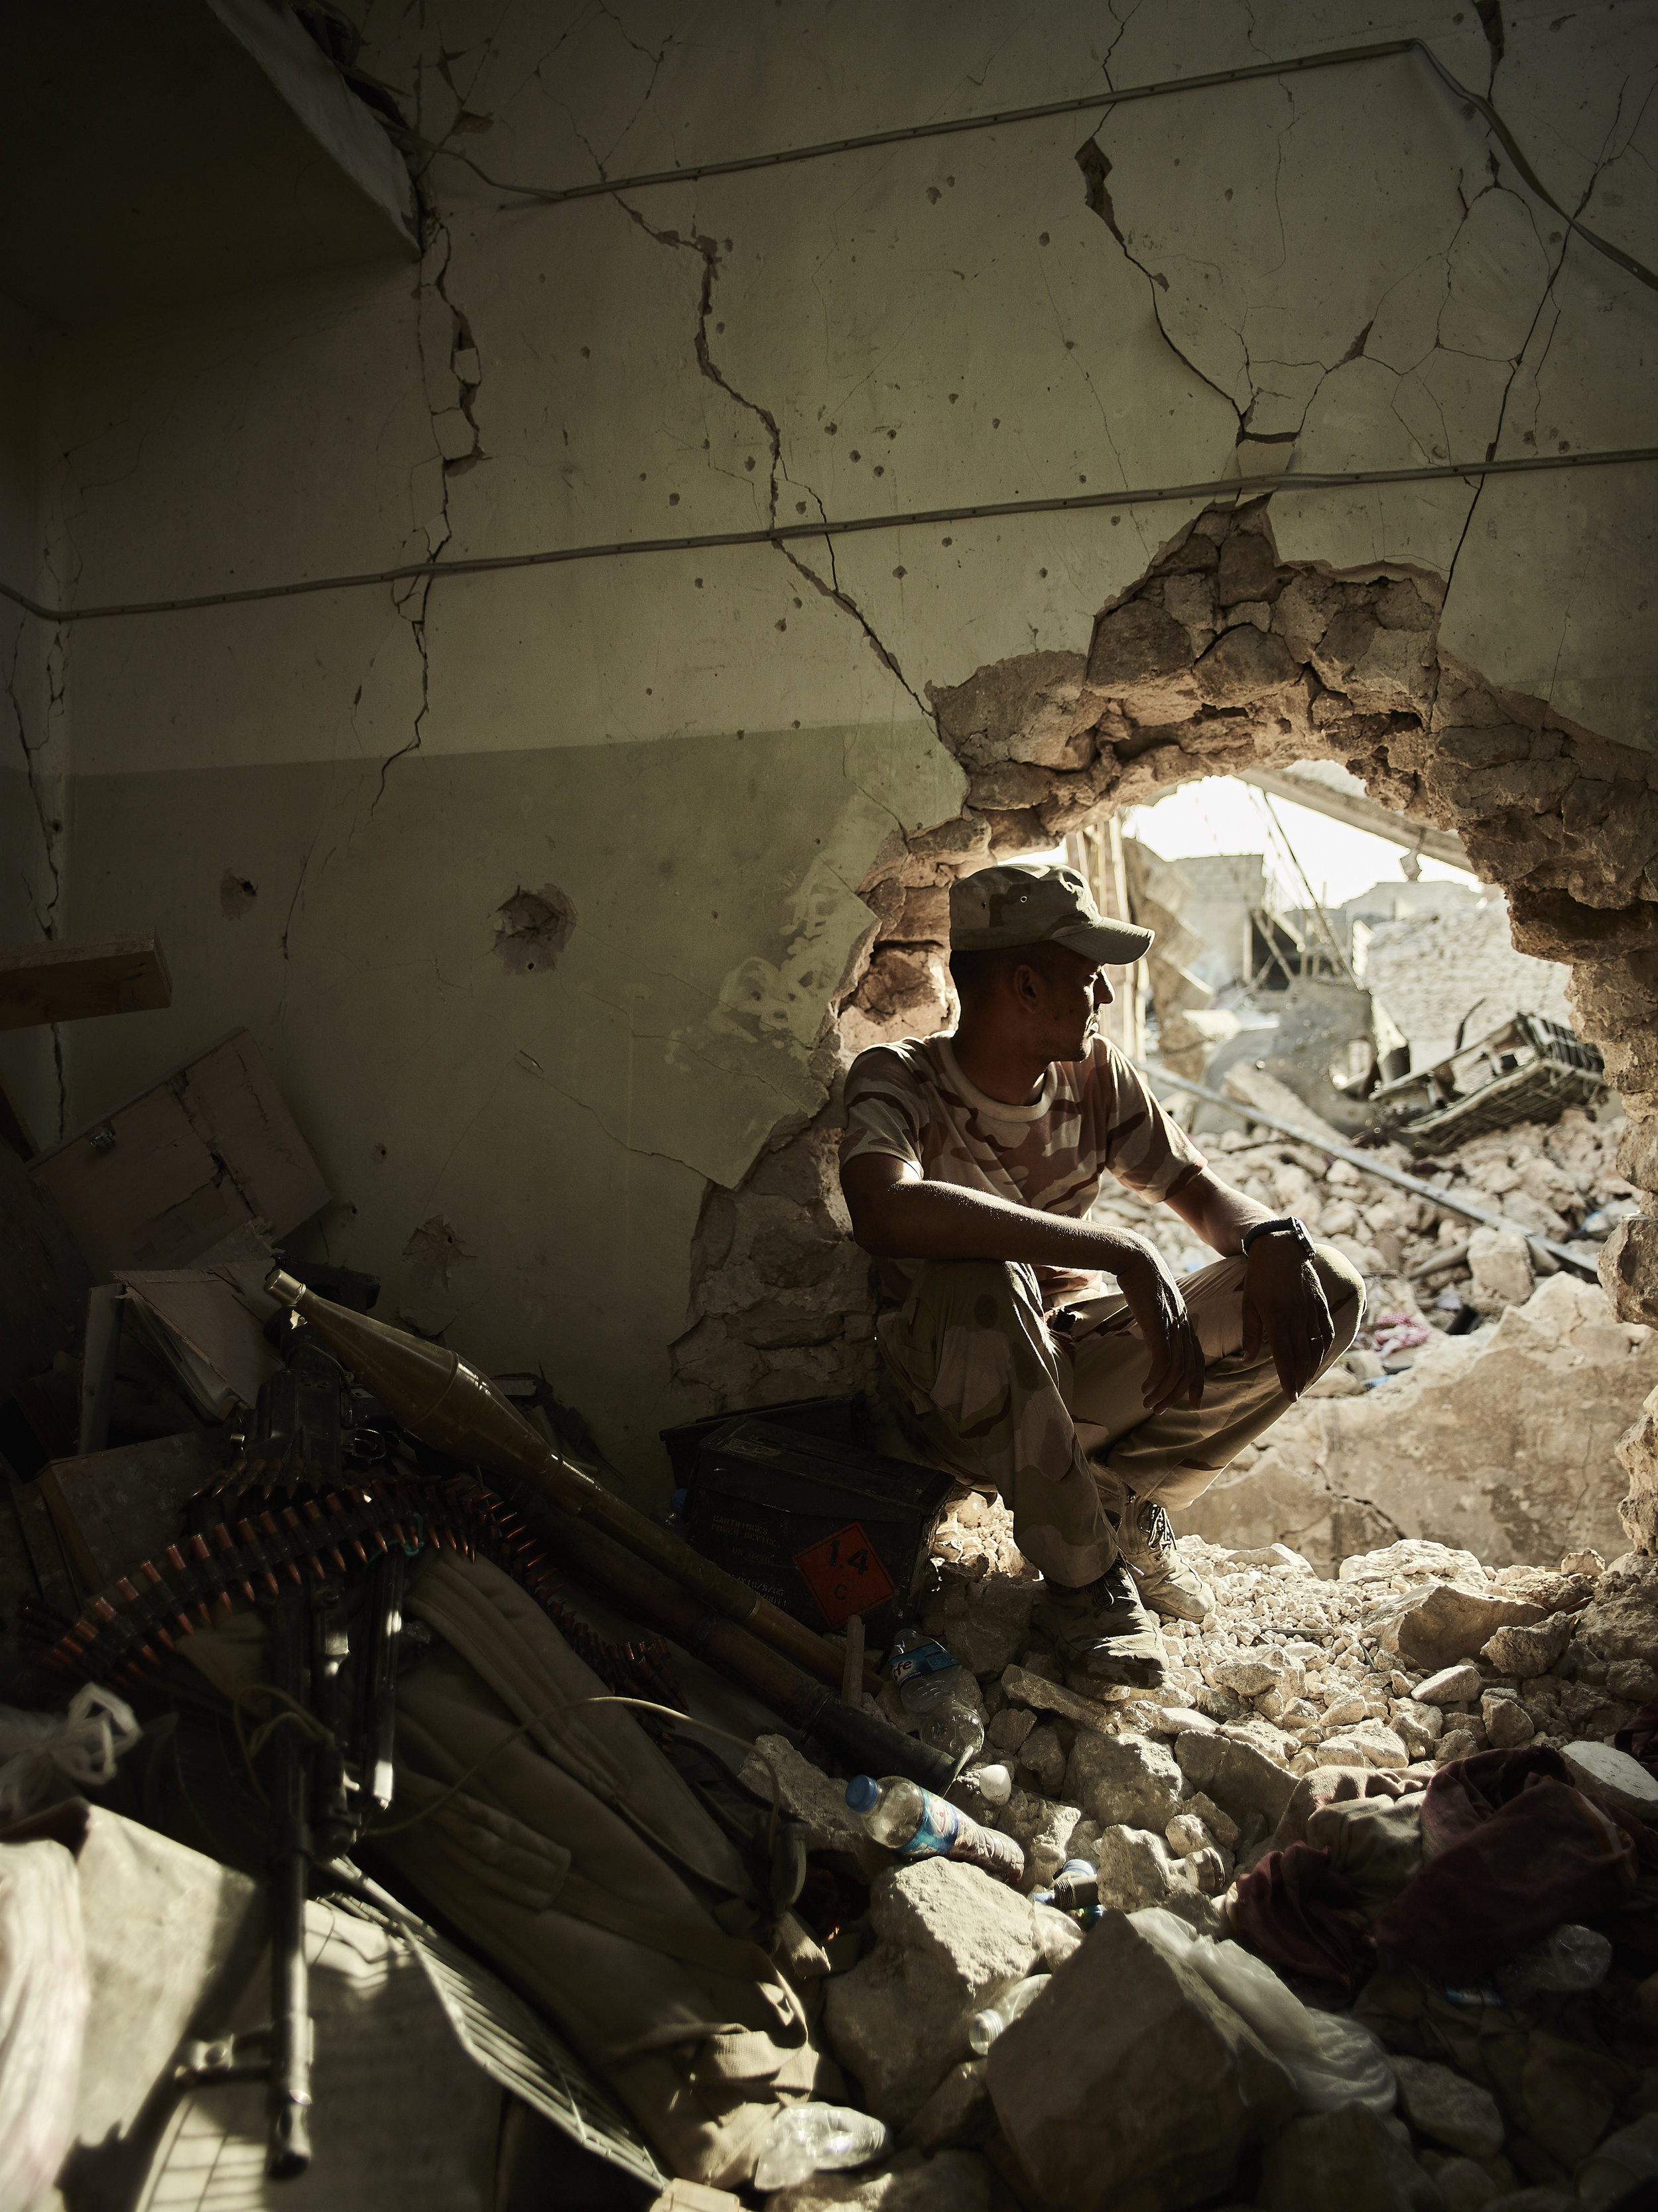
[840, 1033, 1208, 1307]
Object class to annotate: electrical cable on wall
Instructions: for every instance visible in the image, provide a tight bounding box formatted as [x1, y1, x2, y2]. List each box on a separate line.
[380, 36, 1657, 300]
[2, 32, 1649, 630]
[0, 443, 1652, 627]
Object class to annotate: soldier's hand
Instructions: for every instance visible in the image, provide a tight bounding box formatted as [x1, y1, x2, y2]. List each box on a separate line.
[1116, 1245, 1205, 1415]
[1240, 1235, 1334, 1401]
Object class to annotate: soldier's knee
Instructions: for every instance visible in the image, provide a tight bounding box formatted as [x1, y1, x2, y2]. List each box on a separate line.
[1312, 1243, 1366, 1351]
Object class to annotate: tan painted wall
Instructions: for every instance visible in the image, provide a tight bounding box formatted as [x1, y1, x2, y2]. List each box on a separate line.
[6, 0, 1654, 1494]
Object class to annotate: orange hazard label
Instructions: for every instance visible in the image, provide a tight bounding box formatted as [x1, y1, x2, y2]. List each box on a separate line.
[792, 1522, 895, 1630]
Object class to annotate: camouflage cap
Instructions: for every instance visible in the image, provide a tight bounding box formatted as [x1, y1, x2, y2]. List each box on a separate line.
[949, 861, 1154, 964]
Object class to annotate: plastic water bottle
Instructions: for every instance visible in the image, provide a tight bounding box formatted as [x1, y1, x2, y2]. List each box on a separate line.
[752, 2103, 892, 2191]
[952, 1762, 1012, 1808]
[1031, 1902, 1083, 1969]
[888, 1628, 986, 1763]
[966, 1974, 1048, 2054]
[844, 1774, 1025, 1885]
[1498, 1922, 1612, 1997]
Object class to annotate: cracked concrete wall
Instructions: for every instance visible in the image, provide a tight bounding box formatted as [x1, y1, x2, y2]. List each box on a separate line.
[15, 0, 1657, 1500]
[0, 298, 66, 1148]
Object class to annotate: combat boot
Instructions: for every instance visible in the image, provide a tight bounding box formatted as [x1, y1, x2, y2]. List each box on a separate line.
[1032, 1564, 1167, 1690]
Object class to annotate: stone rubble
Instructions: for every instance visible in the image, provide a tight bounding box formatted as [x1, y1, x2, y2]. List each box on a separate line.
[986, 1912, 1300, 2210]
[1175, 1269, 1657, 1573]
[791, 1492, 1657, 2208]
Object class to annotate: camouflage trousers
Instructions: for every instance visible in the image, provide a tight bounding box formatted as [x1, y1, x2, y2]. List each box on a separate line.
[877, 1249, 1365, 1586]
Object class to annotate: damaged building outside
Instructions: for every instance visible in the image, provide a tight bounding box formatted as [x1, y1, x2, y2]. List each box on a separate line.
[3, 4, 1658, 2211]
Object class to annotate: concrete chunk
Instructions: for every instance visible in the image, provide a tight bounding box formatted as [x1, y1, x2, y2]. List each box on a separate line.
[1562, 1739, 1658, 1823]
[999, 1790, 1081, 1892]
[1211, 1646, 1301, 1697]
[739, 1734, 885, 1876]
[1380, 1583, 1545, 1669]
[1481, 1693, 1535, 1749]
[1412, 1664, 1484, 1705]
[822, 1857, 1043, 2128]
[1095, 1826, 1227, 1934]
[1262, 2107, 1442, 2211]
[1174, 1728, 1298, 1829]
[1065, 1731, 1185, 1831]
[1390, 2056, 1505, 2160]
[1001, 1663, 1126, 1730]
[987, 1911, 1297, 2211]
[898, 2061, 993, 2152]
[1481, 1612, 1573, 1677]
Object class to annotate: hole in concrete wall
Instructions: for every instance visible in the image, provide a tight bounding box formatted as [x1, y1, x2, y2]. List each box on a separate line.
[219, 869, 257, 919]
[403, 1213, 476, 1288]
[672, 498, 1658, 1507]
[493, 882, 577, 975]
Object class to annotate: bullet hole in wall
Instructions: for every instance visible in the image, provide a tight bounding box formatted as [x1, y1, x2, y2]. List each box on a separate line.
[403, 1214, 476, 1287]
[493, 883, 578, 975]
[219, 869, 257, 919]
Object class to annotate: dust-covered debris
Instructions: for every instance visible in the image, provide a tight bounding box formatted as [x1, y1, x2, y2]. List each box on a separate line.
[795, 1496, 1658, 2208]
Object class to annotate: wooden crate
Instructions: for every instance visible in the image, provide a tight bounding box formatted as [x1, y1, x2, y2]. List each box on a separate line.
[29, 1029, 329, 1274]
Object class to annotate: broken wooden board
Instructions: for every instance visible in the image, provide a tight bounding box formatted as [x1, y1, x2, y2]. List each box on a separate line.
[0, 934, 171, 1029]
[40, 1430, 214, 1593]
[28, 1029, 330, 1274]
[115, 1270, 278, 1420]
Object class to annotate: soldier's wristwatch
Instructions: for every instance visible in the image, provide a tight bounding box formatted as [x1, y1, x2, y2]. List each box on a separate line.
[1241, 1215, 1315, 1260]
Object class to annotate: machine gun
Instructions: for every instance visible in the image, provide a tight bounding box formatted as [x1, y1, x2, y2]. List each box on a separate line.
[165, 1329, 410, 2182]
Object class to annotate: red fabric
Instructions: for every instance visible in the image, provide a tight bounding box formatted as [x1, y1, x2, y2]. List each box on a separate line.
[1616, 1695, 1658, 1780]
[1371, 1747, 1641, 1980]
[1230, 1841, 1370, 2002]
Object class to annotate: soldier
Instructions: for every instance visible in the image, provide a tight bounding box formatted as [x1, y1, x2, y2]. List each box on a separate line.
[840, 860, 1365, 1686]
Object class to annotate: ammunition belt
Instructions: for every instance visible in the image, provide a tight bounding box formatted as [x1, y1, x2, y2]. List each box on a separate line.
[40, 1470, 680, 1711]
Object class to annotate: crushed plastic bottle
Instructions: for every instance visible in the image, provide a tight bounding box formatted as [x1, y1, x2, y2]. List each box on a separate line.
[888, 1628, 986, 1763]
[1031, 1902, 1083, 1969]
[966, 1974, 1049, 2054]
[1129, 1908, 1395, 2116]
[844, 1773, 1025, 1885]
[948, 1762, 1013, 1821]
[1497, 1922, 1612, 1997]
[752, 2103, 891, 2190]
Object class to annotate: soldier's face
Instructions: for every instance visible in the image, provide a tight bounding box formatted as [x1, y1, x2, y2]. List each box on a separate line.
[1029, 946, 1114, 1060]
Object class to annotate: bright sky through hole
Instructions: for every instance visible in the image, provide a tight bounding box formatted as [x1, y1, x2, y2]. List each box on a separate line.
[1123, 776, 1479, 909]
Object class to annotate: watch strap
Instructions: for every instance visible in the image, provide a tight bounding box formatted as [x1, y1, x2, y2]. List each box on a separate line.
[1242, 1215, 1315, 1260]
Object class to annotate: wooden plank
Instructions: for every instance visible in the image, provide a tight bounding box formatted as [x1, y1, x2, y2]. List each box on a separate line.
[28, 1028, 329, 1274]
[29, 1080, 246, 1274]
[1238, 768, 1470, 871]
[0, 935, 171, 1030]
[176, 1030, 330, 1235]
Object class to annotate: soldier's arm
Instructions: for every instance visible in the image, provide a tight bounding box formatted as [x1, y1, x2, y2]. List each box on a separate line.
[1161, 1167, 1335, 1401]
[840, 1154, 1204, 1412]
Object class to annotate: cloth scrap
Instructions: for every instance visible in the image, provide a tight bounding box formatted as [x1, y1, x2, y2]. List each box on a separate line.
[1230, 1841, 1371, 2002]
[1371, 1747, 1642, 1980]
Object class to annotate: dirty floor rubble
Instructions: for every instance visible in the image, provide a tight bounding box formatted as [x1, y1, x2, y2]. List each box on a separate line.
[739, 1503, 1658, 2212]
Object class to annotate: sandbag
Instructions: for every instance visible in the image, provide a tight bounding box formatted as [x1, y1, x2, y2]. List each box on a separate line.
[377, 1552, 833, 2187]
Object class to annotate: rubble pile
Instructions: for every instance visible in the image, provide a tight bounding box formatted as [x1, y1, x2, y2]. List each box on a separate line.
[743, 1505, 1658, 2212]
[1096, 1105, 1635, 1318]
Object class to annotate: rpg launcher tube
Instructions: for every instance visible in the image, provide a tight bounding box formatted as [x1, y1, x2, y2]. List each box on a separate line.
[517, 1491, 959, 1797]
[263, 1270, 871, 1698]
